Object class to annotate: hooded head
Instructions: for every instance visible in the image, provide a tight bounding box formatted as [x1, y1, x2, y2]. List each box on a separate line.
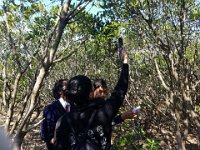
[66, 75, 92, 105]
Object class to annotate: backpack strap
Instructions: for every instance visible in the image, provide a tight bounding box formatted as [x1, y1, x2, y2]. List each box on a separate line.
[69, 110, 97, 133]
[68, 110, 97, 147]
[85, 110, 97, 131]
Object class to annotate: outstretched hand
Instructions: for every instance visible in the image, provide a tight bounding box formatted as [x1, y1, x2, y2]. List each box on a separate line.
[121, 110, 137, 121]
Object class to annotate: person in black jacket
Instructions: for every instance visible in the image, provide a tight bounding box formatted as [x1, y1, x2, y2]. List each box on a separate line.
[41, 79, 71, 150]
[92, 78, 137, 126]
[54, 51, 129, 150]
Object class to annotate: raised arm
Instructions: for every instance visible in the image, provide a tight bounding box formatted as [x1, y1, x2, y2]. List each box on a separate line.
[102, 50, 129, 121]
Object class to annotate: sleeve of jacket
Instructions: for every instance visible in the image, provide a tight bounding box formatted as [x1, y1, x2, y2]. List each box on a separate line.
[45, 108, 55, 143]
[45, 105, 57, 143]
[112, 115, 124, 126]
[103, 64, 129, 122]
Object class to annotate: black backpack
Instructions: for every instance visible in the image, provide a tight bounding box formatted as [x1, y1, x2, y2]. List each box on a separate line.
[67, 111, 106, 150]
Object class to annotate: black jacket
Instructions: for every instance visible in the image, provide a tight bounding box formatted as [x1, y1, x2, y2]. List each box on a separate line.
[54, 64, 129, 150]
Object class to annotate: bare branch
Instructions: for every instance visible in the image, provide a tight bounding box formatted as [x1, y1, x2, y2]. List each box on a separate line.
[65, 0, 84, 19]
[25, 119, 44, 133]
[2, 63, 8, 107]
[154, 59, 170, 91]
[53, 49, 77, 64]
[53, 38, 87, 63]
[194, 80, 200, 88]
[143, 96, 167, 116]
[3, 3, 22, 70]
[68, 1, 90, 21]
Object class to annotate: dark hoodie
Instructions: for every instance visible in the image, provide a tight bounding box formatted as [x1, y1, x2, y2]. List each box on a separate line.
[54, 64, 129, 150]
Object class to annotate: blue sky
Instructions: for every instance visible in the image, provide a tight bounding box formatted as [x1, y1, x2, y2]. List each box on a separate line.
[44, 0, 103, 15]
[0, 0, 103, 15]
[71, 0, 103, 14]
[85, 2, 103, 15]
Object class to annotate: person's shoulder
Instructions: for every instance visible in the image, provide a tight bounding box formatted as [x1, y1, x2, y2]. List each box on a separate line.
[51, 100, 60, 107]
[43, 100, 58, 113]
[89, 98, 105, 108]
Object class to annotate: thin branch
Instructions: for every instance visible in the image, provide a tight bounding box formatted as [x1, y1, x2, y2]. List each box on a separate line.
[53, 37, 87, 63]
[154, 59, 170, 91]
[194, 80, 200, 88]
[53, 49, 77, 64]
[142, 96, 167, 116]
[25, 119, 44, 133]
[45, 5, 63, 52]
[68, 1, 90, 21]
[3, 2, 22, 70]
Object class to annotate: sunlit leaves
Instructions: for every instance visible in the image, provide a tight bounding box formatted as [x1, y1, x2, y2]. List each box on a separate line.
[101, 21, 119, 37]
[190, 5, 200, 20]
